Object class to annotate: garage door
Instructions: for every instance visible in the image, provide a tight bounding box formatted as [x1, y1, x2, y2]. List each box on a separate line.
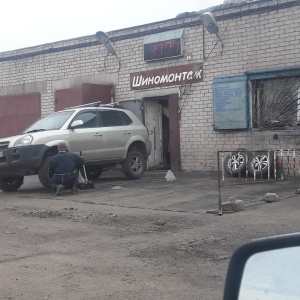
[55, 84, 113, 111]
[0, 93, 41, 138]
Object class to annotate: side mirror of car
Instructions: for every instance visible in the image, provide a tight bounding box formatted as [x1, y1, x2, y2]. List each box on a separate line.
[70, 120, 83, 128]
[223, 232, 300, 300]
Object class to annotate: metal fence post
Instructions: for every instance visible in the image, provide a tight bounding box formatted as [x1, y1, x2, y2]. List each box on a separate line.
[217, 151, 223, 216]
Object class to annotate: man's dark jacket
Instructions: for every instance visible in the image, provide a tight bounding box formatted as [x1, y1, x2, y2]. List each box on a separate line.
[49, 151, 84, 177]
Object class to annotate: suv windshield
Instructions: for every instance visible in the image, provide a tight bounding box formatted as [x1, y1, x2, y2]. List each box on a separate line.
[22, 110, 74, 134]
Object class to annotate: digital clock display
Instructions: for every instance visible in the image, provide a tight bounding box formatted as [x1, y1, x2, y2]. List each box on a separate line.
[144, 38, 183, 61]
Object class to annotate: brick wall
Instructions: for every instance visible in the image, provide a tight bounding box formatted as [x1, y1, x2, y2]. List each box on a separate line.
[0, 0, 299, 171]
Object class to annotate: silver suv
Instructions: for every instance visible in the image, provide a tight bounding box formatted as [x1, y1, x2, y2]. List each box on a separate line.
[0, 103, 151, 192]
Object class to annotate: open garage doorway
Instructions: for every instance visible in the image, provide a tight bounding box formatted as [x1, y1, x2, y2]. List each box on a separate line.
[144, 94, 180, 171]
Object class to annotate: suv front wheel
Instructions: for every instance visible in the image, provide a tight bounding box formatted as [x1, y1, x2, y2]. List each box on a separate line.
[122, 150, 146, 180]
[38, 156, 52, 188]
[0, 176, 24, 192]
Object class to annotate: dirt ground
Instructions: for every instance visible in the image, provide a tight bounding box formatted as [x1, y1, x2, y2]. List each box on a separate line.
[0, 170, 299, 300]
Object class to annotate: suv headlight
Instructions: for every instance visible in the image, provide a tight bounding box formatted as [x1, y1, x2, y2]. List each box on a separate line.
[14, 135, 33, 147]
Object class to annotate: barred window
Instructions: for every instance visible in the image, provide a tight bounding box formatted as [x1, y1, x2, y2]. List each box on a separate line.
[251, 76, 300, 128]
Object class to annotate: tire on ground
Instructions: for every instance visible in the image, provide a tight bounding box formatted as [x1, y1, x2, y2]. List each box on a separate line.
[0, 176, 24, 192]
[224, 149, 250, 176]
[85, 167, 102, 180]
[247, 151, 274, 178]
[38, 156, 53, 188]
[122, 150, 146, 180]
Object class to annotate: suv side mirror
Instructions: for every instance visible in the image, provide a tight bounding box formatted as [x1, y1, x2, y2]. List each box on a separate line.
[70, 120, 83, 128]
[223, 233, 300, 300]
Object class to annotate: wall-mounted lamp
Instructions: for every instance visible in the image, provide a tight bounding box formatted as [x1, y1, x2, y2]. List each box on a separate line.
[201, 12, 219, 35]
[201, 12, 224, 56]
[96, 31, 120, 70]
[96, 31, 117, 56]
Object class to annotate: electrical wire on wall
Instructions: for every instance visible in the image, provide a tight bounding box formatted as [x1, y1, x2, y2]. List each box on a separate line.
[102, 50, 120, 72]
[96, 31, 121, 72]
[178, 27, 228, 116]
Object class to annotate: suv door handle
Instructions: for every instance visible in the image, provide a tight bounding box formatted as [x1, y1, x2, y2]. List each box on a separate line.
[123, 131, 131, 135]
[94, 133, 102, 136]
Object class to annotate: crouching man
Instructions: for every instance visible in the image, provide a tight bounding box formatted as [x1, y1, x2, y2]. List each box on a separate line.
[49, 142, 84, 196]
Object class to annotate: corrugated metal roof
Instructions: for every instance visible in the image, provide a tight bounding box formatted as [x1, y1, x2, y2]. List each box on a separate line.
[175, 0, 272, 18]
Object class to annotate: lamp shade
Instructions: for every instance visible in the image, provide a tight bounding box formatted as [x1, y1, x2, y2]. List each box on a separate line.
[96, 31, 110, 44]
[201, 12, 219, 34]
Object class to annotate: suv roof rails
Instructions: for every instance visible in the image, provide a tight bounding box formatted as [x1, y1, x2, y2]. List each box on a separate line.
[63, 101, 121, 110]
[64, 101, 101, 110]
[100, 102, 120, 108]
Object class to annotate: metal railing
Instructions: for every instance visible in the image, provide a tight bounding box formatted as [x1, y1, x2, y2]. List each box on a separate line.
[217, 149, 300, 215]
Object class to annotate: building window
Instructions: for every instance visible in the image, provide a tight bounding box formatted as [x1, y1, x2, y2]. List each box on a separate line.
[251, 76, 300, 128]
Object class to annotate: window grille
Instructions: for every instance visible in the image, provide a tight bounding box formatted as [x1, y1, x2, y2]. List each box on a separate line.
[251, 76, 300, 128]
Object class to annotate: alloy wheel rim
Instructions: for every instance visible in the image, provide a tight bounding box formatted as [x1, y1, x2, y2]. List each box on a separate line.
[253, 155, 269, 171]
[131, 156, 142, 173]
[228, 154, 244, 170]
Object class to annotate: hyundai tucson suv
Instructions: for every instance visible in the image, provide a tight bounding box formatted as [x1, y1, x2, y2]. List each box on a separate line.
[0, 103, 151, 192]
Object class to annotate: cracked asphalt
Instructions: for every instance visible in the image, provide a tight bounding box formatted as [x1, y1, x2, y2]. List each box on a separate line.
[0, 170, 299, 299]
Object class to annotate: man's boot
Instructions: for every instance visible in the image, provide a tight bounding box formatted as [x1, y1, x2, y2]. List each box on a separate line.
[55, 184, 64, 196]
[72, 184, 78, 194]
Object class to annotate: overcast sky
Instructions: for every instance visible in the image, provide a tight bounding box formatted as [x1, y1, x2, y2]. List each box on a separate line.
[0, 0, 224, 52]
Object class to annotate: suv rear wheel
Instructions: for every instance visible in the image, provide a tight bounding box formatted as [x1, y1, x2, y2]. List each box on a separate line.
[0, 176, 24, 192]
[85, 167, 102, 180]
[122, 150, 146, 180]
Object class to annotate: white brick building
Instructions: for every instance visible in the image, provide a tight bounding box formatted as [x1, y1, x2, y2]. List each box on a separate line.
[0, 0, 299, 171]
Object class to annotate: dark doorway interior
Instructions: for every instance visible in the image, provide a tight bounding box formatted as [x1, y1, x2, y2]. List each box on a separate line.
[144, 95, 180, 171]
[161, 99, 170, 168]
